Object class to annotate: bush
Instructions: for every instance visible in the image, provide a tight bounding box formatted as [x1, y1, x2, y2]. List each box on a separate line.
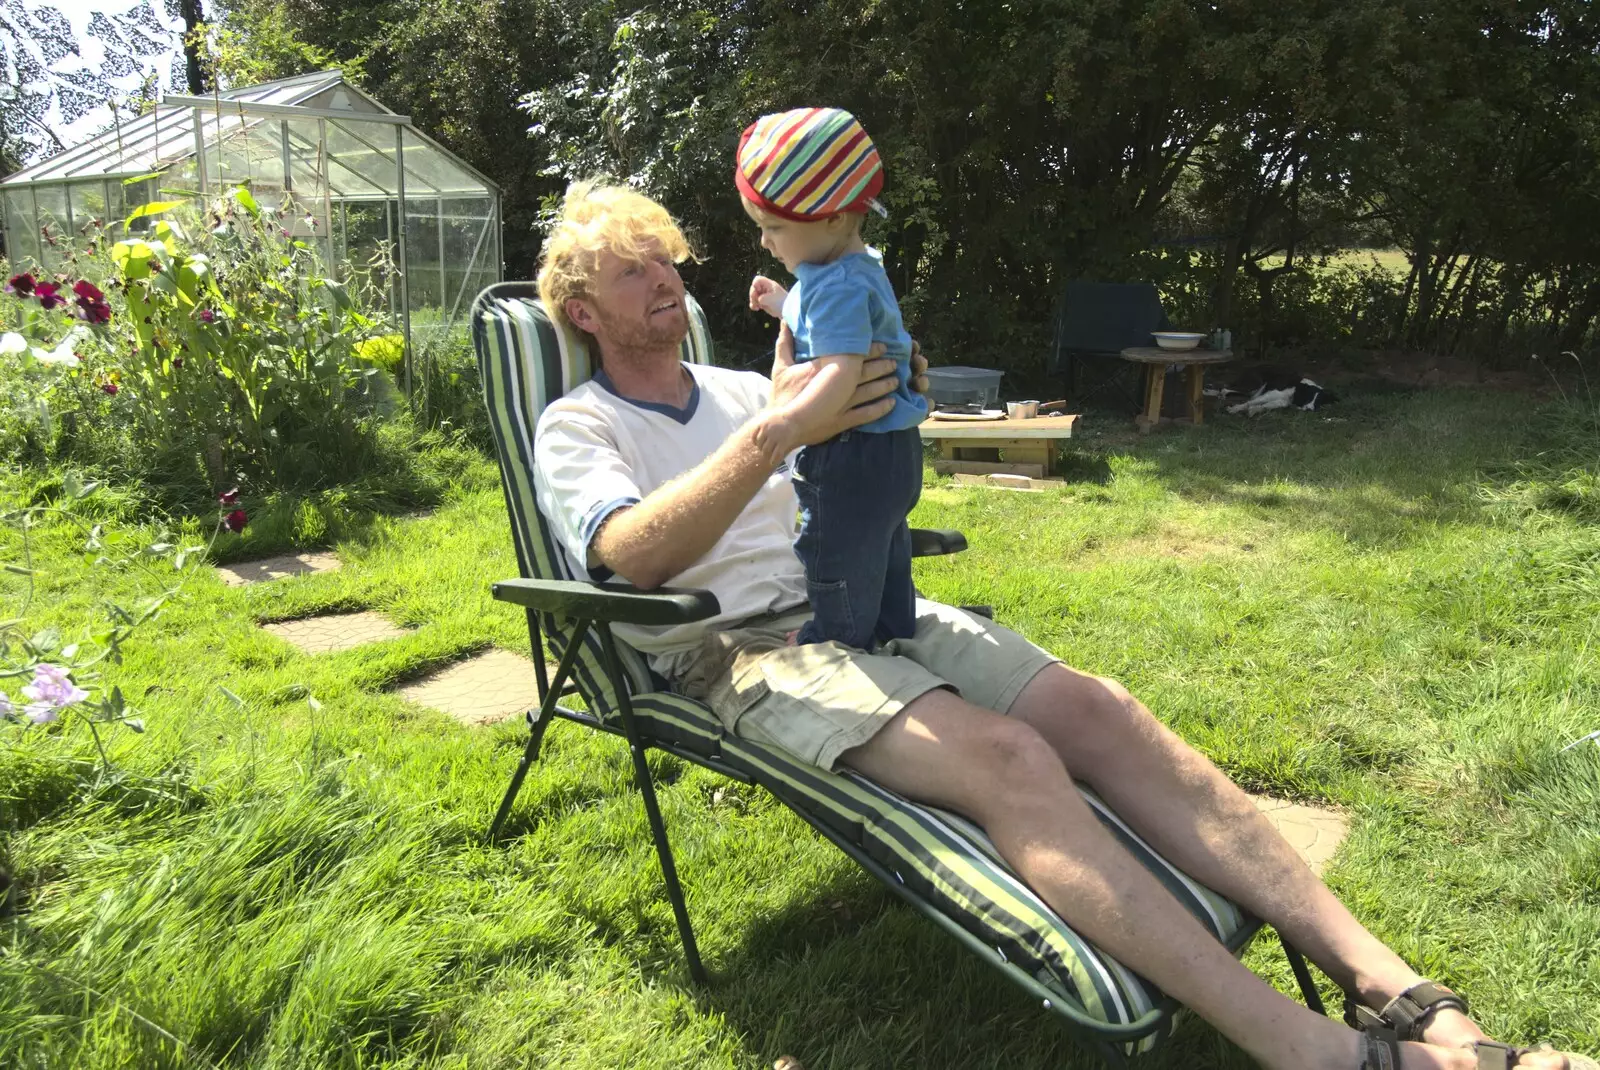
[1, 186, 400, 502]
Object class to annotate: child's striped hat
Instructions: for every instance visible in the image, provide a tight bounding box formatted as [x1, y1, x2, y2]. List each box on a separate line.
[735, 107, 884, 221]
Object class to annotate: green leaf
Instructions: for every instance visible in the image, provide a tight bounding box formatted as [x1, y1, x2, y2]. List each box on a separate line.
[307, 695, 323, 712]
[147, 542, 175, 555]
[29, 628, 61, 654]
[61, 643, 79, 660]
[232, 188, 260, 217]
[3, 564, 36, 576]
[109, 686, 125, 714]
[125, 199, 185, 225]
[124, 718, 145, 733]
[218, 685, 245, 709]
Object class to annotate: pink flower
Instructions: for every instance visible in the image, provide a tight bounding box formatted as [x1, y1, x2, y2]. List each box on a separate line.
[224, 508, 248, 533]
[35, 282, 66, 310]
[5, 273, 36, 297]
[22, 664, 89, 714]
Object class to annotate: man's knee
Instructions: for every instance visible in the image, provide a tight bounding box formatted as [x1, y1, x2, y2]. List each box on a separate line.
[970, 717, 1068, 796]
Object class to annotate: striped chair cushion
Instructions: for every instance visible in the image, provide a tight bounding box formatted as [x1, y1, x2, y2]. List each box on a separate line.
[470, 284, 1258, 1054]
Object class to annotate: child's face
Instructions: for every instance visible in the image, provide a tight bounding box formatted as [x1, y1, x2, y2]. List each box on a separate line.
[740, 196, 851, 272]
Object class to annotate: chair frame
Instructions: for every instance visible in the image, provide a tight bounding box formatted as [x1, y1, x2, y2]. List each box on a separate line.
[472, 283, 1328, 1065]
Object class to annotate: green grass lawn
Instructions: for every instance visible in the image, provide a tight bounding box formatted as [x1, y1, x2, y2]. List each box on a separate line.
[3, 384, 1598, 1069]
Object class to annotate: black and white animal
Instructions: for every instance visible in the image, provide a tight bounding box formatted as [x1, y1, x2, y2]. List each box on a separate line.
[1207, 366, 1338, 416]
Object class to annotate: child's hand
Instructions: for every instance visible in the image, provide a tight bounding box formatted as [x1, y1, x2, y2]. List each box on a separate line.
[749, 275, 788, 319]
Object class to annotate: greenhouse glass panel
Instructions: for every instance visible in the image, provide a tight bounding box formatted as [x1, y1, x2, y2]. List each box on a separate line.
[67, 184, 100, 232]
[5, 190, 41, 265]
[323, 119, 402, 201]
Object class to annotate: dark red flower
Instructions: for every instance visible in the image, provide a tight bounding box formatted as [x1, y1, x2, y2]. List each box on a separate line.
[75, 296, 112, 324]
[72, 280, 104, 301]
[5, 273, 36, 297]
[101, 381, 119, 395]
[35, 282, 66, 310]
[218, 487, 239, 505]
[198, 309, 216, 323]
[223, 509, 248, 533]
[171, 357, 184, 369]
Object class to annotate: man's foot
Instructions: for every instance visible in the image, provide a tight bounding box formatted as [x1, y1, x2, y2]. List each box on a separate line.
[1339, 1033, 1577, 1070]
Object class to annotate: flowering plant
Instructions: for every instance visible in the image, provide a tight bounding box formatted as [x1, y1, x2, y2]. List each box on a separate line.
[0, 260, 117, 461]
[1, 475, 249, 773]
[3, 185, 393, 493]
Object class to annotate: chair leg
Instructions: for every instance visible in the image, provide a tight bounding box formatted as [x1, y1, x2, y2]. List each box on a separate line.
[488, 623, 590, 841]
[598, 624, 710, 986]
[1282, 939, 1327, 1015]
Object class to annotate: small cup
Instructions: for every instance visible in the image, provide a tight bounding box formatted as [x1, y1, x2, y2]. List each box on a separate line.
[1007, 400, 1039, 419]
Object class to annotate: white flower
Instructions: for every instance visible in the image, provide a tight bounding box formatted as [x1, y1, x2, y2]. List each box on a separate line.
[30, 327, 89, 368]
[0, 332, 26, 356]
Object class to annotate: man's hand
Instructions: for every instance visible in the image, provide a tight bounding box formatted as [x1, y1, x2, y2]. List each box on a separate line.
[907, 339, 929, 397]
[755, 324, 902, 462]
[749, 275, 787, 319]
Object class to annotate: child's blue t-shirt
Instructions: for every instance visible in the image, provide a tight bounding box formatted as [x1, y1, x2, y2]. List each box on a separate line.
[782, 247, 928, 434]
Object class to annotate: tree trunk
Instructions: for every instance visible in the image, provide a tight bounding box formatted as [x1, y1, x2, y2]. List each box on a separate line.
[180, 0, 207, 94]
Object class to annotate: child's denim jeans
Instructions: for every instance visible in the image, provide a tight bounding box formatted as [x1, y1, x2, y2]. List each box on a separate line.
[792, 427, 924, 649]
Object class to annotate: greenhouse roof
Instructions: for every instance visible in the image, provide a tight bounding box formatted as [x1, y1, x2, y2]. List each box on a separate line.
[1, 70, 496, 198]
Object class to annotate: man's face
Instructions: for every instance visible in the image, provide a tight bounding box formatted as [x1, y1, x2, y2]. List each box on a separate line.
[567, 241, 689, 354]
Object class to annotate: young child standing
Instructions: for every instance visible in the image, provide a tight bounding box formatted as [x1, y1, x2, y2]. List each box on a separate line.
[735, 106, 928, 649]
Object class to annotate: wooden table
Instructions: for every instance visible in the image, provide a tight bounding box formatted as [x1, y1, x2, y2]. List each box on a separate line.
[918, 413, 1079, 479]
[1119, 347, 1234, 432]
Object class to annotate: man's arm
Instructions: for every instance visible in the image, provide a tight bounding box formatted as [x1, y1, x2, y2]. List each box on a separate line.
[593, 325, 904, 590]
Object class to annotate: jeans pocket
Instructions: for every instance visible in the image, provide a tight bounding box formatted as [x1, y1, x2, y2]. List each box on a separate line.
[805, 577, 858, 647]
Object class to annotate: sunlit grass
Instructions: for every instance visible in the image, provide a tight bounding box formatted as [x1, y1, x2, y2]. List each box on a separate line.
[2, 384, 1597, 1068]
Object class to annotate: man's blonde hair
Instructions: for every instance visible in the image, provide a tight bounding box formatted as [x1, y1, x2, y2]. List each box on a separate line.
[536, 180, 699, 331]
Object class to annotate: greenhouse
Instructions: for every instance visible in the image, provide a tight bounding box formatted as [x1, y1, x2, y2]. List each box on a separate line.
[0, 70, 502, 378]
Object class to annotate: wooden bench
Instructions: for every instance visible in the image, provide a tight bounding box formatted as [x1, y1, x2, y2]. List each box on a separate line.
[919, 413, 1080, 479]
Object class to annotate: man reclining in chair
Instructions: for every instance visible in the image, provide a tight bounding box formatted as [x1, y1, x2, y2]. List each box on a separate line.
[529, 180, 1590, 1070]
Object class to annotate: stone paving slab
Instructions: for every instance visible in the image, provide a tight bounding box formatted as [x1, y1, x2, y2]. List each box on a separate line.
[216, 552, 342, 586]
[261, 611, 411, 654]
[396, 648, 541, 727]
[1253, 796, 1349, 875]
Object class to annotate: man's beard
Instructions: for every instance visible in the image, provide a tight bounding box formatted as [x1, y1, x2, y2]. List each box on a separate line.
[593, 299, 689, 358]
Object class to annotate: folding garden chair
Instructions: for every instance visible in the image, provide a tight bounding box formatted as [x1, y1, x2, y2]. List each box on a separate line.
[470, 281, 1327, 1064]
[1051, 282, 1173, 414]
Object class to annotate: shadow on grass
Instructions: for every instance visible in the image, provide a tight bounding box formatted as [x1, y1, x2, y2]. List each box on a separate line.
[695, 863, 1258, 1070]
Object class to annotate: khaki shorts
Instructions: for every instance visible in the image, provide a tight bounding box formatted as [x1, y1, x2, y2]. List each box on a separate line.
[674, 599, 1059, 772]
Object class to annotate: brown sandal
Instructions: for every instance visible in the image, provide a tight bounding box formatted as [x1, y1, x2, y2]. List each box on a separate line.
[1346, 980, 1471, 1039]
[1361, 1026, 1531, 1070]
[1363, 1027, 1599, 1070]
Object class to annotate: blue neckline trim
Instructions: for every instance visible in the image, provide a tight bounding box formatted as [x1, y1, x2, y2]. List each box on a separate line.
[592, 365, 700, 425]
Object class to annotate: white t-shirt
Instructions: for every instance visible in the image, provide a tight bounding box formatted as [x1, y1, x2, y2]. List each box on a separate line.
[533, 362, 808, 678]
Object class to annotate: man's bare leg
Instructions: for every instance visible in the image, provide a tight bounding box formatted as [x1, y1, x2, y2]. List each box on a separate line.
[839, 689, 1558, 1070]
[1002, 663, 1528, 1056]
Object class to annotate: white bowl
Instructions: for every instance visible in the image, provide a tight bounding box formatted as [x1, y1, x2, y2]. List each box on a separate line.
[1153, 332, 1206, 351]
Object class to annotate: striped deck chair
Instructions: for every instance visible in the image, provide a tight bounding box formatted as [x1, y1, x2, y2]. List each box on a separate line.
[471, 281, 1326, 1064]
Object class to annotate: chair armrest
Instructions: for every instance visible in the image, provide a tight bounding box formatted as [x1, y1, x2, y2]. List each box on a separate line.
[910, 528, 968, 557]
[492, 578, 721, 626]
